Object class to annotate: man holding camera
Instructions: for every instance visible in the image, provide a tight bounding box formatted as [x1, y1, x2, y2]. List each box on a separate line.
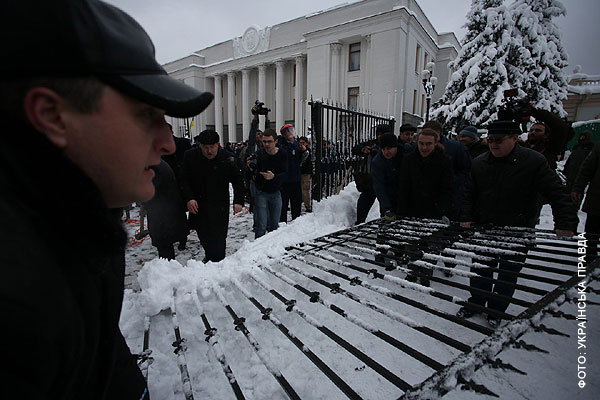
[458, 120, 576, 326]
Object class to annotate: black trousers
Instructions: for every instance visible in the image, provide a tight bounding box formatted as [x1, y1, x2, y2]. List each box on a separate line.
[200, 237, 226, 262]
[467, 253, 526, 314]
[586, 213, 600, 258]
[356, 189, 377, 224]
[280, 181, 302, 222]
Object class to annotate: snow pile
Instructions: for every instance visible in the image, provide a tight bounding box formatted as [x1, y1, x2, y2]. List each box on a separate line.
[122, 183, 365, 326]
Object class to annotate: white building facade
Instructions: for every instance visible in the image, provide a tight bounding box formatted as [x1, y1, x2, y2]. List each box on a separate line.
[164, 0, 459, 142]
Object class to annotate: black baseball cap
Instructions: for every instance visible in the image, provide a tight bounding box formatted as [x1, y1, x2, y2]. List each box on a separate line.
[0, 0, 213, 118]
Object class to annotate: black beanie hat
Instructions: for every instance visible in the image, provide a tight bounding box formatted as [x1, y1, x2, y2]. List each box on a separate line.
[378, 133, 398, 148]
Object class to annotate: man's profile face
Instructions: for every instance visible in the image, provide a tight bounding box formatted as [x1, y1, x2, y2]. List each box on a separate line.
[528, 124, 546, 141]
[61, 86, 175, 208]
[200, 143, 218, 160]
[381, 146, 398, 160]
[399, 131, 415, 144]
[256, 130, 263, 143]
[488, 135, 517, 158]
[457, 134, 475, 146]
[418, 134, 437, 158]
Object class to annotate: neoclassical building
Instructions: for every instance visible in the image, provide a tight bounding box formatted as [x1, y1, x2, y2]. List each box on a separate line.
[164, 0, 460, 142]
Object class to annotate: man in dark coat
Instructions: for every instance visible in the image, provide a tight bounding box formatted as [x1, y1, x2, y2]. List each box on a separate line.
[0, 0, 214, 398]
[398, 128, 453, 286]
[459, 120, 577, 326]
[371, 133, 404, 218]
[398, 128, 453, 219]
[182, 129, 244, 262]
[299, 136, 313, 212]
[564, 131, 594, 194]
[351, 124, 391, 224]
[278, 124, 304, 222]
[143, 160, 189, 259]
[572, 141, 600, 257]
[422, 120, 471, 220]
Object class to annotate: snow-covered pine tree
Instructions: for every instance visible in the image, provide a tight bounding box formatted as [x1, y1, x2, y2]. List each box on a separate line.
[508, 0, 568, 117]
[432, 0, 569, 129]
[431, 1, 513, 128]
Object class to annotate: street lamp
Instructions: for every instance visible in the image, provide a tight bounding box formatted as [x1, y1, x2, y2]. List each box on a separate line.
[422, 61, 437, 122]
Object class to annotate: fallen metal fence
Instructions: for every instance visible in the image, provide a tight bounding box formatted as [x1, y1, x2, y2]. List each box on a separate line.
[136, 218, 599, 399]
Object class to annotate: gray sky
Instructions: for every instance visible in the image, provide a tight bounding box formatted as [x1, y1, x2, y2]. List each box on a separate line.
[106, 0, 599, 73]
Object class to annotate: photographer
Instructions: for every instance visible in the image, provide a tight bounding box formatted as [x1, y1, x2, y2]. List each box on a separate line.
[241, 101, 270, 228]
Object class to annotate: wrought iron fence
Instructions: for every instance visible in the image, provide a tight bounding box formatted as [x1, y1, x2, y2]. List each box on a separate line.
[309, 99, 395, 201]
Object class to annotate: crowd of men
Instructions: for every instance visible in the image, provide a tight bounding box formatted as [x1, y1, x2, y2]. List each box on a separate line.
[2, 1, 599, 398]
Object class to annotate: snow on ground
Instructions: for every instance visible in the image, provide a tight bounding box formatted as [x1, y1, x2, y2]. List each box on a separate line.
[121, 182, 598, 399]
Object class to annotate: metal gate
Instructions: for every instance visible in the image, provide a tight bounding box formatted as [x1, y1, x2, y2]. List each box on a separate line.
[309, 100, 395, 201]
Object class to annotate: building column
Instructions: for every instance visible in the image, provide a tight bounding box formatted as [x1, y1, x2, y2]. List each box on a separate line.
[295, 55, 306, 137]
[241, 69, 251, 140]
[330, 42, 342, 103]
[275, 60, 286, 132]
[214, 75, 223, 138]
[258, 64, 267, 127]
[227, 71, 236, 143]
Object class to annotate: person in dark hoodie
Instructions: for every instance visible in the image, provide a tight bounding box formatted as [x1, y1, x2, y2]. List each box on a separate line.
[457, 125, 488, 159]
[182, 129, 244, 262]
[0, 0, 214, 398]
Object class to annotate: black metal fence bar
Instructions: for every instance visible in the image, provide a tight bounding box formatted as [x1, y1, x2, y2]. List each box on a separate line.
[309, 99, 395, 201]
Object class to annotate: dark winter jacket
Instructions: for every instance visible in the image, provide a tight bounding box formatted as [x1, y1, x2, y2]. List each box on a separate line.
[181, 147, 244, 239]
[351, 138, 378, 192]
[254, 148, 288, 193]
[440, 136, 471, 219]
[277, 138, 302, 183]
[371, 148, 403, 213]
[0, 117, 147, 400]
[397, 146, 454, 219]
[143, 160, 189, 248]
[564, 140, 595, 191]
[461, 143, 577, 230]
[573, 142, 600, 216]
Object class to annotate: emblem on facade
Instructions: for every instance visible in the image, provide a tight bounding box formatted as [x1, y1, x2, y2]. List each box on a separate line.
[233, 25, 271, 58]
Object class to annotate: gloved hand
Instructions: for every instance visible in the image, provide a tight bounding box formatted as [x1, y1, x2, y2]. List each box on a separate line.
[384, 210, 396, 221]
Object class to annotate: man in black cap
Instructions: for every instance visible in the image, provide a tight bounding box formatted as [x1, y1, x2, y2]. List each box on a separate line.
[181, 130, 244, 262]
[458, 120, 577, 326]
[0, 0, 213, 398]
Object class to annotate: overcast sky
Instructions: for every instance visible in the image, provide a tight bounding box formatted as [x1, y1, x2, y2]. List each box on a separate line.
[106, 0, 599, 73]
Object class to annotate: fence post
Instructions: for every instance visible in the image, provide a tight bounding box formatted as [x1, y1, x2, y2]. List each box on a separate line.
[311, 100, 323, 202]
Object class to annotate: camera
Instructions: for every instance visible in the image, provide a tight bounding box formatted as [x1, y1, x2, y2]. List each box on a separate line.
[252, 100, 271, 115]
[498, 89, 532, 124]
[247, 153, 258, 172]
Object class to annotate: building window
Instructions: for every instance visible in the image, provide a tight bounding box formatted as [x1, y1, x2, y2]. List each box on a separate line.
[348, 87, 360, 109]
[415, 44, 421, 73]
[412, 90, 417, 114]
[293, 64, 296, 87]
[424, 52, 429, 71]
[421, 94, 425, 117]
[349, 42, 361, 71]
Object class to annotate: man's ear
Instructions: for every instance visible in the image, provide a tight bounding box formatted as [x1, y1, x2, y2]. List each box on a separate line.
[23, 87, 69, 148]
